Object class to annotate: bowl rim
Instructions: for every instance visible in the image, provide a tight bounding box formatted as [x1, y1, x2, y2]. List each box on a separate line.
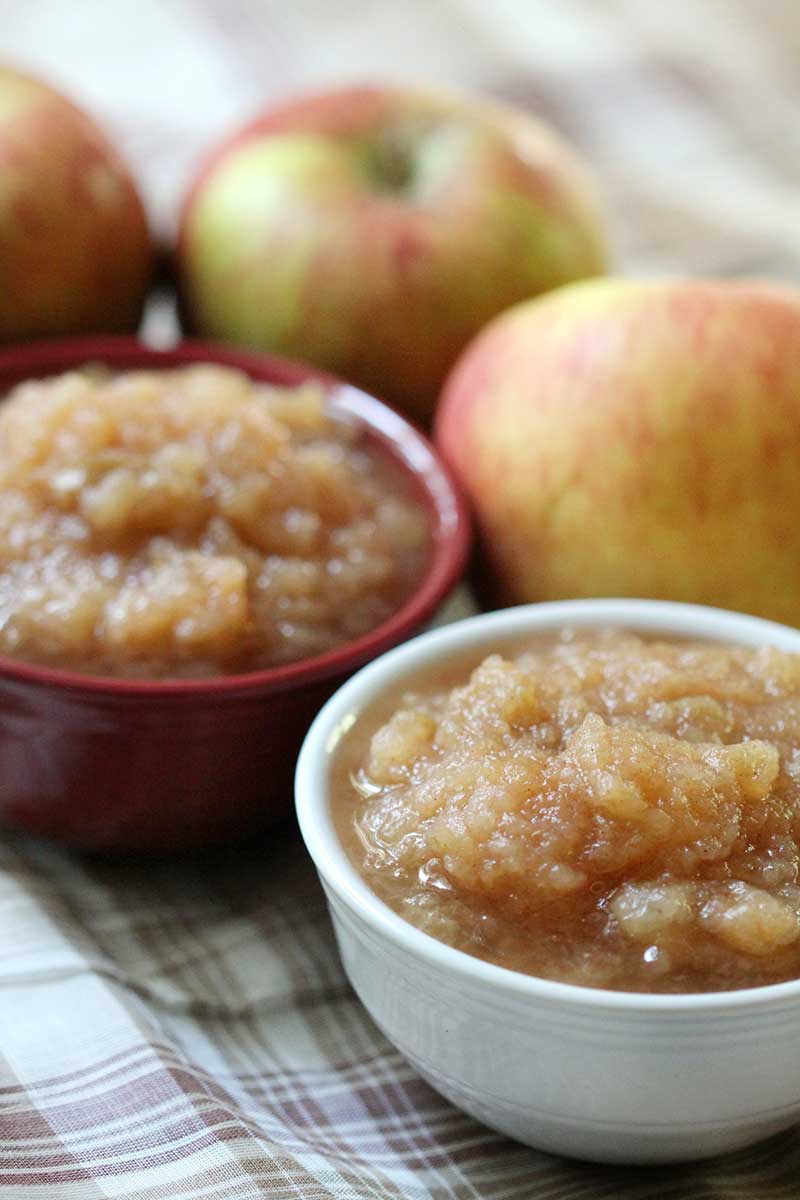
[295, 597, 800, 1013]
[0, 335, 470, 697]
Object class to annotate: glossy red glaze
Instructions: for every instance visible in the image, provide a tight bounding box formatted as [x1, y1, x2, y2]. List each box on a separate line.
[0, 337, 470, 850]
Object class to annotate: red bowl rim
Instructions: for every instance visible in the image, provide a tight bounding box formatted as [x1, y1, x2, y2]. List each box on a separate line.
[0, 335, 470, 698]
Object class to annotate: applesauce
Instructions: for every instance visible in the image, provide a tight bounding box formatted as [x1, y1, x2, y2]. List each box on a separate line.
[334, 630, 800, 993]
[0, 366, 428, 677]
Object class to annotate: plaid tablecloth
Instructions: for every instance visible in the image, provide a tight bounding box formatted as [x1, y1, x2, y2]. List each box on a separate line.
[2, 1, 800, 1196]
[4, 823, 800, 1199]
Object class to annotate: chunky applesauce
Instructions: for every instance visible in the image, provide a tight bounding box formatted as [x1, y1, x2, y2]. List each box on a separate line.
[334, 630, 800, 992]
[0, 366, 428, 677]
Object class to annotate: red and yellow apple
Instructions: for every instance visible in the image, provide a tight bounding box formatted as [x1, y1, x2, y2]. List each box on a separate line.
[436, 277, 800, 624]
[177, 85, 607, 423]
[0, 65, 152, 342]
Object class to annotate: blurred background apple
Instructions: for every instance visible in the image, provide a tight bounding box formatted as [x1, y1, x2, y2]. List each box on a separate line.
[177, 85, 607, 423]
[0, 64, 152, 343]
[436, 277, 800, 625]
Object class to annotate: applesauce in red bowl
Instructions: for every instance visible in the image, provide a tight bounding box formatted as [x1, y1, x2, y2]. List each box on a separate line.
[0, 337, 469, 850]
[0, 362, 429, 677]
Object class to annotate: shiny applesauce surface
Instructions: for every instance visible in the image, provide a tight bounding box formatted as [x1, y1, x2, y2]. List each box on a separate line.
[0, 366, 428, 677]
[333, 630, 800, 992]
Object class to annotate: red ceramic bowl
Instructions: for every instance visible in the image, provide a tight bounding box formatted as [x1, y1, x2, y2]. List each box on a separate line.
[0, 337, 469, 851]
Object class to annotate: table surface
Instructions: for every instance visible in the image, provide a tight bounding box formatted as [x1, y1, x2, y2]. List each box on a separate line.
[1, 2, 800, 1197]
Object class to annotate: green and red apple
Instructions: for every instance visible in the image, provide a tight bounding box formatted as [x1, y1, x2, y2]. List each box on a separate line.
[0, 65, 152, 342]
[435, 277, 800, 625]
[177, 85, 607, 423]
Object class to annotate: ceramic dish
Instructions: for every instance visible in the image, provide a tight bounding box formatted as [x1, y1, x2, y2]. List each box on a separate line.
[296, 599, 800, 1163]
[0, 337, 469, 850]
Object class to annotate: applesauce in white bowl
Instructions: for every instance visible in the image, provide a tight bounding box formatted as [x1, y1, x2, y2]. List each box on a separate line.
[295, 600, 800, 1164]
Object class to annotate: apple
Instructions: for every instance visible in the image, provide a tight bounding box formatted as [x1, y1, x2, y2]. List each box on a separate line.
[435, 277, 800, 625]
[0, 65, 152, 342]
[177, 85, 607, 423]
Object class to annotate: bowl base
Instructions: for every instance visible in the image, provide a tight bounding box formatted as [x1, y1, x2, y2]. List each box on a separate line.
[411, 1057, 799, 1164]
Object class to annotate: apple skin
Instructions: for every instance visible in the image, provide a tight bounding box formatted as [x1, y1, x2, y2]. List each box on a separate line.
[435, 277, 800, 624]
[177, 85, 607, 423]
[0, 66, 152, 342]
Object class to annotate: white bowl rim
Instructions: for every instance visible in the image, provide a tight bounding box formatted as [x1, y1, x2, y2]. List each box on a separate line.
[295, 598, 800, 1014]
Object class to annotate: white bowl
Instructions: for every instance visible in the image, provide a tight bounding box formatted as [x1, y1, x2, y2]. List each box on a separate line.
[295, 599, 800, 1164]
